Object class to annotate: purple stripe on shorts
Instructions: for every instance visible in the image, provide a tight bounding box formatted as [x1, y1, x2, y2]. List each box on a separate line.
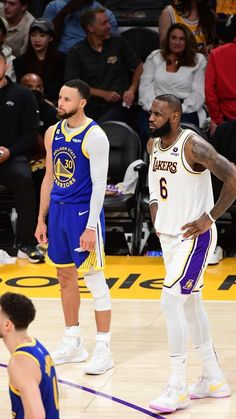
[180, 229, 211, 294]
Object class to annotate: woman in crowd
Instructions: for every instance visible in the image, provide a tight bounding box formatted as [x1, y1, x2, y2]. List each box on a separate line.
[138, 23, 207, 144]
[159, 0, 216, 54]
[13, 18, 65, 103]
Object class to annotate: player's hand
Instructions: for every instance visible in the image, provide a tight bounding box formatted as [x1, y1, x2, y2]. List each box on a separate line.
[80, 228, 96, 252]
[181, 213, 213, 239]
[35, 221, 48, 245]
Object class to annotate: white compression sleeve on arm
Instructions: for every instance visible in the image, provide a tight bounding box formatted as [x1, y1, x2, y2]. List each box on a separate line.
[84, 126, 109, 229]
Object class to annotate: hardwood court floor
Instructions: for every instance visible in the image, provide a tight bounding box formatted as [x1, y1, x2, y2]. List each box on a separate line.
[0, 256, 236, 418]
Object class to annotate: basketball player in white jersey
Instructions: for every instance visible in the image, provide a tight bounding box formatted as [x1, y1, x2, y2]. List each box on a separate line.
[35, 79, 113, 375]
[148, 94, 236, 413]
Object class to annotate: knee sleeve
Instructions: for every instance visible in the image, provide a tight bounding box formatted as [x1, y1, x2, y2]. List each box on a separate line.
[84, 270, 111, 311]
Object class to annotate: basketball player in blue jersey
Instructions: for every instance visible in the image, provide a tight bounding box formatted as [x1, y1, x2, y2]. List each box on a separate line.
[35, 79, 113, 375]
[147, 94, 236, 413]
[0, 292, 59, 418]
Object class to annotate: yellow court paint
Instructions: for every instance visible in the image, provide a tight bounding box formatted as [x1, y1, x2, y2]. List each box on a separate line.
[0, 256, 236, 300]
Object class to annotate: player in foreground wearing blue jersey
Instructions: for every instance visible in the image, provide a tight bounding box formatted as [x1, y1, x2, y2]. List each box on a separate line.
[0, 292, 59, 418]
[148, 94, 236, 413]
[35, 79, 113, 375]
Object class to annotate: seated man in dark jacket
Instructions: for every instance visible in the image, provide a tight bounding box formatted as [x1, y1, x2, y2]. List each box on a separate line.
[65, 6, 143, 124]
[0, 52, 44, 262]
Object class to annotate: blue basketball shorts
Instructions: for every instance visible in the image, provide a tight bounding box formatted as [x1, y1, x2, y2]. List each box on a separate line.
[46, 200, 105, 272]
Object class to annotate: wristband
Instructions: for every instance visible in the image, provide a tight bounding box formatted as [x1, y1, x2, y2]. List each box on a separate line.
[207, 212, 216, 222]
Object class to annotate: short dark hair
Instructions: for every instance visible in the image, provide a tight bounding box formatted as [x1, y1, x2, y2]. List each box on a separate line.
[0, 292, 36, 330]
[64, 79, 91, 101]
[80, 7, 106, 32]
[155, 94, 182, 114]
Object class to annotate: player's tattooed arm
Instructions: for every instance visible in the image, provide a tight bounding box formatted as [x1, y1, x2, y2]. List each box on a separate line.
[186, 134, 236, 220]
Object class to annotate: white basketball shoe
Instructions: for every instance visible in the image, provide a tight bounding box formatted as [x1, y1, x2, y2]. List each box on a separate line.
[84, 341, 113, 375]
[51, 337, 88, 365]
[189, 376, 231, 399]
[149, 384, 190, 413]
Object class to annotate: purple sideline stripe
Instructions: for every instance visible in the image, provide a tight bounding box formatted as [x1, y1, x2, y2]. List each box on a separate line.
[0, 363, 165, 418]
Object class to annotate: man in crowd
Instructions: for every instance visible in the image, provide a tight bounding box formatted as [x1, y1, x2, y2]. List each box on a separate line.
[0, 0, 34, 56]
[65, 7, 143, 124]
[43, 0, 118, 53]
[0, 51, 44, 262]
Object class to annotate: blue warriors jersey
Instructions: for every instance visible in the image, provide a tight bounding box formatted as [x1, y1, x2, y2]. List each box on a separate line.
[10, 338, 59, 419]
[51, 118, 98, 203]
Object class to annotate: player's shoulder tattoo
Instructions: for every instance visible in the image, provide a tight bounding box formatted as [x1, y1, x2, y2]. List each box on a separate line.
[187, 134, 233, 180]
[187, 133, 216, 164]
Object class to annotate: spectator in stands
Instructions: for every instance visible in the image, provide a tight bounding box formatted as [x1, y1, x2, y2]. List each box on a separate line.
[159, 0, 216, 54]
[13, 18, 65, 104]
[205, 15, 236, 135]
[20, 72, 58, 137]
[65, 7, 143, 124]
[0, 0, 34, 56]
[0, 16, 15, 80]
[138, 23, 207, 146]
[0, 51, 44, 263]
[43, 0, 118, 54]
[20, 72, 58, 214]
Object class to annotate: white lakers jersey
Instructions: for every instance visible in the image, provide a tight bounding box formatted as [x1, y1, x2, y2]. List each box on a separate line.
[148, 129, 214, 235]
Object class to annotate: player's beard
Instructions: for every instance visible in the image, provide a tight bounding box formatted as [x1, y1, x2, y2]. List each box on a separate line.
[149, 119, 171, 138]
[57, 107, 78, 120]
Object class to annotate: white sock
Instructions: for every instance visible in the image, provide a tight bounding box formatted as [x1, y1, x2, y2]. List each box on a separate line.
[64, 325, 81, 343]
[169, 354, 187, 387]
[96, 332, 111, 349]
[196, 341, 224, 379]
